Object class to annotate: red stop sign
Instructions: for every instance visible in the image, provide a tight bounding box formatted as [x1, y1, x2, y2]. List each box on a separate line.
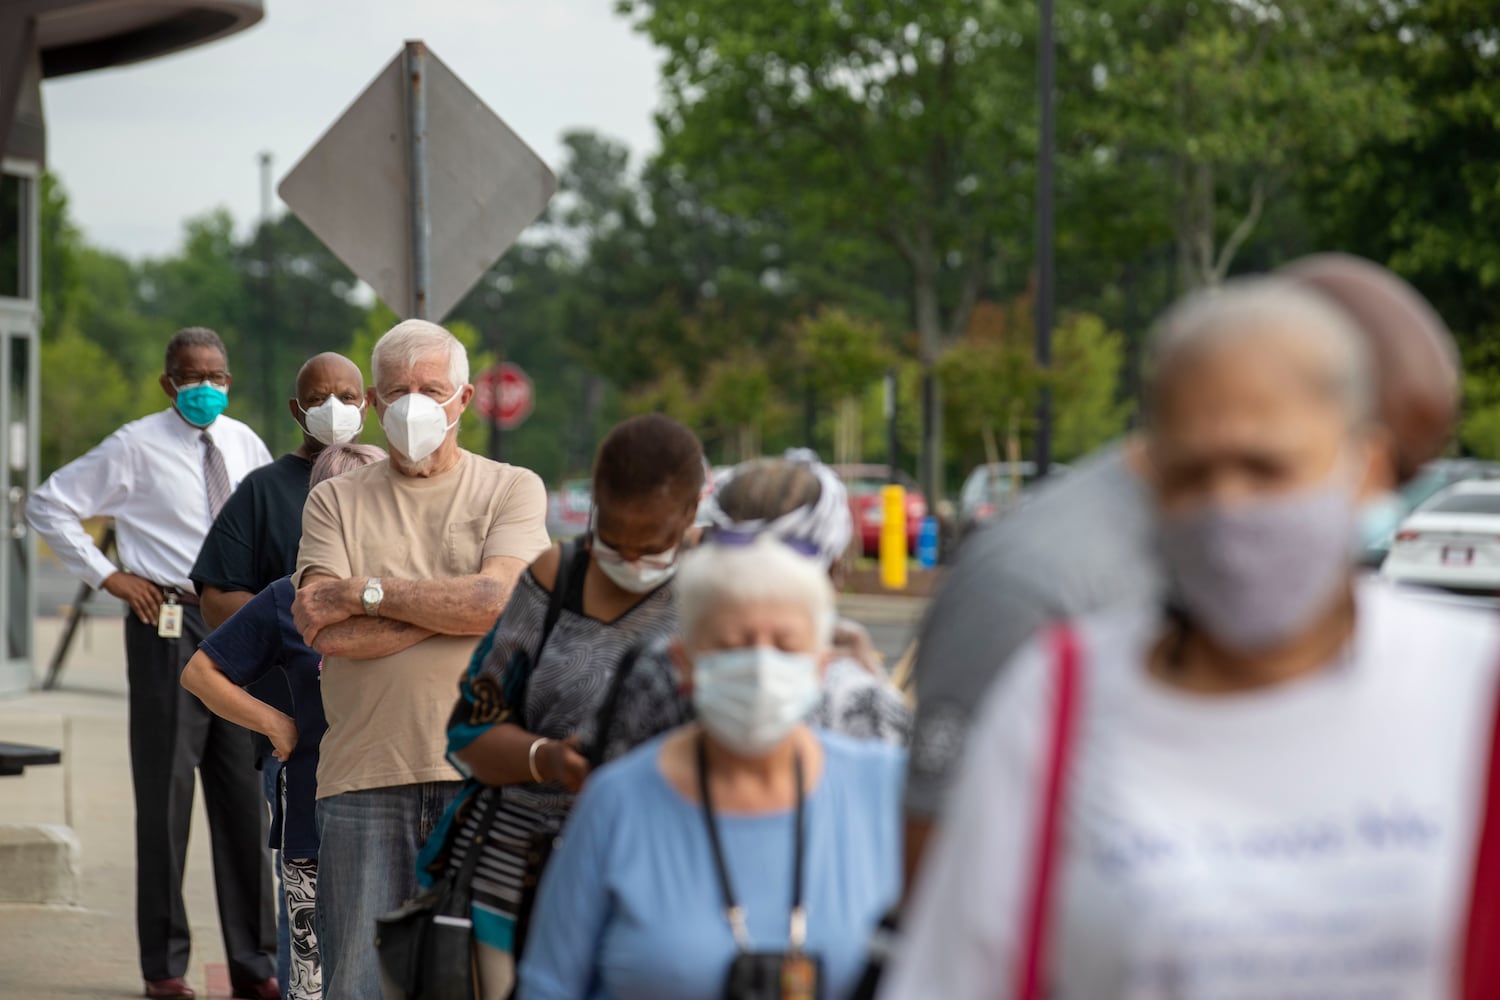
[476, 362, 534, 430]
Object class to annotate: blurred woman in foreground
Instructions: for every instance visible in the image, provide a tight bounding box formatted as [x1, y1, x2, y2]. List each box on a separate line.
[519, 536, 904, 1000]
[885, 278, 1500, 999]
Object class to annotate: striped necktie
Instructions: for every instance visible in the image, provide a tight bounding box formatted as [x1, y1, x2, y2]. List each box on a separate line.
[200, 431, 232, 519]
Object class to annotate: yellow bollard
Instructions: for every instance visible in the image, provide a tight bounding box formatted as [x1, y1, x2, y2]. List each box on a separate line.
[879, 484, 909, 591]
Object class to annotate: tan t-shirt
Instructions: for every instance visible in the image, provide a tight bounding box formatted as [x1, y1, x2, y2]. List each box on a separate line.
[294, 450, 550, 798]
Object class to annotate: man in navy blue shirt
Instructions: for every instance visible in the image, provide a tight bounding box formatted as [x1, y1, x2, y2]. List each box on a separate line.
[191, 353, 365, 995]
[183, 443, 386, 1000]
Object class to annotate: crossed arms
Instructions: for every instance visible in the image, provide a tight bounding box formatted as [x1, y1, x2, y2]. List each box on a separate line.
[292, 558, 527, 658]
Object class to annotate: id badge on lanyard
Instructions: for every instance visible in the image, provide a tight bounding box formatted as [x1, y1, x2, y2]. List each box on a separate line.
[158, 594, 183, 639]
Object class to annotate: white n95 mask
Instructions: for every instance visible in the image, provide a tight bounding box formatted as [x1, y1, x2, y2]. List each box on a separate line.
[300, 397, 365, 446]
[380, 388, 461, 463]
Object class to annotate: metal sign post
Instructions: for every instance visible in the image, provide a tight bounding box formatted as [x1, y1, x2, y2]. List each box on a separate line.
[404, 40, 431, 319]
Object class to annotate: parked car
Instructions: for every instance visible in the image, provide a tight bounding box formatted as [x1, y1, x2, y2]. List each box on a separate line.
[1361, 459, 1500, 569]
[833, 464, 927, 557]
[1382, 479, 1500, 593]
[957, 461, 1069, 537]
[546, 478, 592, 540]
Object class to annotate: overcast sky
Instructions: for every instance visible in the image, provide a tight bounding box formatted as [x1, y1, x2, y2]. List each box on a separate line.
[41, 0, 662, 259]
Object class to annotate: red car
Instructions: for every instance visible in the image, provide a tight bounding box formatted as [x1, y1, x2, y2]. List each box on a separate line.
[834, 464, 928, 558]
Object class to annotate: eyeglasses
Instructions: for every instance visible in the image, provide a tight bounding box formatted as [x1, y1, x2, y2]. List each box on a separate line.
[169, 370, 231, 387]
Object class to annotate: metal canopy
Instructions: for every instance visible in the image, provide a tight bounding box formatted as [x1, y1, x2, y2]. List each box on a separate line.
[34, 0, 263, 78]
[0, 0, 264, 162]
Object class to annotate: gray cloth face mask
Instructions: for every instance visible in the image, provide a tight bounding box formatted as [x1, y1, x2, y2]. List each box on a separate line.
[1157, 476, 1359, 653]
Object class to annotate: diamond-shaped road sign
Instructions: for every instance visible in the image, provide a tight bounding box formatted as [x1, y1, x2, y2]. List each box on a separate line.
[279, 43, 557, 322]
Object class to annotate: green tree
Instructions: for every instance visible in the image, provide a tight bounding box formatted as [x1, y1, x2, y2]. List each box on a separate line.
[1050, 312, 1132, 460]
[937, 338, 1038, 470]
[617, 0, 1038, 497]
[1461, 372, 1500, 461]
[39, 328, 146, 473]
[38, 173, 81, 344]
[1310, 0, 1500, 347]
[795, 308, 892, 465]
[1084, 0, 1413, 291]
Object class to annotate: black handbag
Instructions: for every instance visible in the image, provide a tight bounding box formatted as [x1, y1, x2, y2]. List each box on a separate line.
[374, 794, 503, 1000]
[374, 541, 579, 999]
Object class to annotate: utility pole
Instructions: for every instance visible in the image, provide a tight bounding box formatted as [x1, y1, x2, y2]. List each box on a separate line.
[258, 151, 277, 453]
[1034, 0, 1056, 477]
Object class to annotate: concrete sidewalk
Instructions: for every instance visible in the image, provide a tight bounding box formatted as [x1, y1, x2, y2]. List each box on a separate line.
[0, 616, 242, 999]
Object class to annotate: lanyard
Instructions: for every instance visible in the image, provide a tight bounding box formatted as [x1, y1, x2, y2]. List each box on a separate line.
[696, 734, 807, 953]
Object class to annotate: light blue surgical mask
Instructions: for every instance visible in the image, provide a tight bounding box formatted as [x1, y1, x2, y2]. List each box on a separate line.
[691, 646, 821, 756]
[173, 381, 229, 428]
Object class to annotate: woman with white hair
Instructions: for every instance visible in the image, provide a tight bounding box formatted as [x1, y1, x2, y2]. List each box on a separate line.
[517, 536, 905, 1000]
[883, 277, 1500, 999]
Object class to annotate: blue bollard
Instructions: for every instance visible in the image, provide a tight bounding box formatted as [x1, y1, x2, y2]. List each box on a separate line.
[917, 515, 940, 569]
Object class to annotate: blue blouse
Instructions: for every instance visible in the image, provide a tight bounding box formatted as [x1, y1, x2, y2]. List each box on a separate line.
[517, 730, 904, 1000]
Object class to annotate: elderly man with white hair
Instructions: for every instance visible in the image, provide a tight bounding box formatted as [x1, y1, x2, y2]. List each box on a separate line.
[883, 277, 1500, 999]
[291, 320, 550, 1000]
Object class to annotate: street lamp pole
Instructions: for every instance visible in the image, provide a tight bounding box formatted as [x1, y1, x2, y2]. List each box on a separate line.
[258, 151, 277, 453]
[1035, 0, 1056, 477]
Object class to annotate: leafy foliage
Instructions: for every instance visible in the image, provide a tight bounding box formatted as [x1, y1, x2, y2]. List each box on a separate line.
[34, 0, 1500, 492]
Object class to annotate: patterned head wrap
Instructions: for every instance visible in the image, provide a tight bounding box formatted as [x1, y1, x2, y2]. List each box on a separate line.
[702, 449, 853, 569]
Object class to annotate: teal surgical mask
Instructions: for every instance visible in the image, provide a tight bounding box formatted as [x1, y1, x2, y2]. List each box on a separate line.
[173, 381, 229, 428]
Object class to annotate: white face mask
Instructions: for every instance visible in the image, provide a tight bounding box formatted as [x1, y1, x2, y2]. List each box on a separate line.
[592, 535, 679, 594]
[380, 387, 462, 463]
[691, 646, 821, 757]
[299, 396, 366, 446]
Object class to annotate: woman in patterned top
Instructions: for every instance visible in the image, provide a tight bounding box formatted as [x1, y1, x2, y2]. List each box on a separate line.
[592, 451, 912, 766]
[422, 414, 705, 1000]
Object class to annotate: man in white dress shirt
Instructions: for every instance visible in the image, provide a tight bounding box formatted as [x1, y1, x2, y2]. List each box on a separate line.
[29, 328, 280, 1000]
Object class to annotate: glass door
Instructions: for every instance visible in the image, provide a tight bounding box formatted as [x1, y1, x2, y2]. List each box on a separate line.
[0, 161, 38, 696]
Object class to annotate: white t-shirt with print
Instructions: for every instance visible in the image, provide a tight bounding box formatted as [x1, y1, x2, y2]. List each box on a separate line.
[884, 582, 1500, 1000]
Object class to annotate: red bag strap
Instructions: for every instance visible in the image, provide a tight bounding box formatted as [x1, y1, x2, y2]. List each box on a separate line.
[1462, 667, 1500, 999]
[1015, 625, 1082, 1000]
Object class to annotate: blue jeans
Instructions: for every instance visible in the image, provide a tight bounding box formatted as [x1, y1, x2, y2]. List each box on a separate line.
[315, 782, 461, 1000]
[263, 761, 291, 996]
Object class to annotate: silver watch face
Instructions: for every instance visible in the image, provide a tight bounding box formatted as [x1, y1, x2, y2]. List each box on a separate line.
[363, 583, 381, 605]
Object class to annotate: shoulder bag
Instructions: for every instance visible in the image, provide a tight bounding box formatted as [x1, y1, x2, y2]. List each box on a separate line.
[1014, 624, 1081, 1000]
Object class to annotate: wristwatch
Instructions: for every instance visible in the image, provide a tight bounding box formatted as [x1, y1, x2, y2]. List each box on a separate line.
[361, 577, 384, 617]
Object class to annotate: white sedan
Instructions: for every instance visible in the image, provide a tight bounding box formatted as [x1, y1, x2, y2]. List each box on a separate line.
[1382, 480, 1500, 593]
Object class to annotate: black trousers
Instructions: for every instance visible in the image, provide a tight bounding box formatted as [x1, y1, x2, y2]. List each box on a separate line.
[124, 607, 276, 986]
